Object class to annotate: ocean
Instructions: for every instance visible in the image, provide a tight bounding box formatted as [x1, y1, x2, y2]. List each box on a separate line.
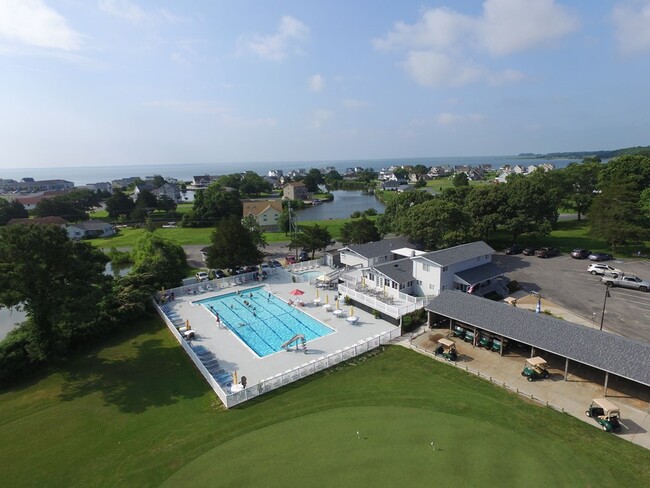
[0, 155, 576, 186]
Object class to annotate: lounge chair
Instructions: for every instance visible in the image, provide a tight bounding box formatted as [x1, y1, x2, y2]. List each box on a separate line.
[197, 285, 206, 294]
[205, 283, 214, 291]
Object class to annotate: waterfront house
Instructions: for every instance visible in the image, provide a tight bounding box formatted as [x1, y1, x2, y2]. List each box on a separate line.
[242, 200, 283, 230]
[132, 183, 155, 201]
[0, 178, 74, 192]
[153, 182, 182, 202]
[283, 181, 309, 201]
[66, 220, 115, 239]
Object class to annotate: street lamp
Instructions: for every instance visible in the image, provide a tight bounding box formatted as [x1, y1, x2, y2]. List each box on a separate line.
[600, 284, 612, 331]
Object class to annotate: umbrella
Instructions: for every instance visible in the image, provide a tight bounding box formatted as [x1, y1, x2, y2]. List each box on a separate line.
[336, 299, 340, 309]
[289, 289, 305, 296]
[361, 276, 365, 288]
[316, 289, 319, 299]
[185, 319, 191, 330]
[535, 298, 542, 314]
[325, 294, 329, 304]
[233, 371, 238, 384]
[350, 305, 354, 316]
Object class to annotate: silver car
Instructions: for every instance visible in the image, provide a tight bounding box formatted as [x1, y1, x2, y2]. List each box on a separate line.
[588, 263, 622, 277]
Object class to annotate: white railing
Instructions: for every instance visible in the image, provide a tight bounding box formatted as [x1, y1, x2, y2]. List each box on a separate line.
[154, 300, 230, 405]
[285, 258, 323, 273]
[224, 327, 402, 408]
[338, 285, 427, 319]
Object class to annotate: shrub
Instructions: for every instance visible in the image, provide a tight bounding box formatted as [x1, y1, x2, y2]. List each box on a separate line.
[402, 308, 427, 333]
[107, 247, 132, 265]
[0, 324, 40, 385]
[343, 295, 352, 305]
[507, 280, 520, 293]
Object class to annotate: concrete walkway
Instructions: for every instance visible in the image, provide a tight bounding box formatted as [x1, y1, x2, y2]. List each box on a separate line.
[405, 326, 650, 450]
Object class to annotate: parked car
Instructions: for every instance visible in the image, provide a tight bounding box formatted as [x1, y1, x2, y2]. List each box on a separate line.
[521, 356, 549, 381]
[585, 398, 621, 432]
[210, 269, 226, 279]
[571, 248, 591, 259]
[267, 260, 282, 268]
[601, 273, 650, 291]
[589, 252, 614, 261]
[195, 271, 209, 282]
[452, 325, 466, 339]
[522, 247, 537, 256]
[534, 247, 560, 258]
[587, 263, 622, 277]
[286, 255, 297, 264]
[504, 244, 523, 255]
[299, 250, 309, 262]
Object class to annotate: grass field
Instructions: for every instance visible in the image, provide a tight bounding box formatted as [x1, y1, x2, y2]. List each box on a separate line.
[0, 318, 648, 488]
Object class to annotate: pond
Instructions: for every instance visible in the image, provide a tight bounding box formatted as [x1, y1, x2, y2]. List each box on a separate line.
[295, 190, 384, 221]
[0, 306, 27, 341]
[105, 262, 132, 277]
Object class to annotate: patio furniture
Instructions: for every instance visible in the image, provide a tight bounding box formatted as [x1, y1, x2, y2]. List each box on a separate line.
[346, 316, 359, 325]
[322, 304, 332, 311]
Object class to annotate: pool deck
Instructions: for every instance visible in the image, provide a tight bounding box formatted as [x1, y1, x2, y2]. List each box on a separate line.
[163, 267, 399, 386]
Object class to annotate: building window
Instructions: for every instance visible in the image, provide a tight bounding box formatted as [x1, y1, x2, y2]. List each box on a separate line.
[442, 266, 448, 272]
[422, 263, 430, 271]
[417, 280, 422, 285]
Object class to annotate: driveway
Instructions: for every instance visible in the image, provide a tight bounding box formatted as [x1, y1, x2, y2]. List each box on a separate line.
[494, 253, 650, 342]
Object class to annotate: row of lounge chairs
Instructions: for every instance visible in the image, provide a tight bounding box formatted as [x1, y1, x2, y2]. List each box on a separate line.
[191, 345, 233, 389]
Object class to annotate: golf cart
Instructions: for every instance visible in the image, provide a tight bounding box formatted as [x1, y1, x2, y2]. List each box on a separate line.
[435, 338, 458, 361]
[491, 338, 507, 353]
[521, 356, 550, 381]
[586, 398, 621, 432]
[463, 329, 476, 344]
[452, 325, 465, 339]
[478, 334, 492, 349]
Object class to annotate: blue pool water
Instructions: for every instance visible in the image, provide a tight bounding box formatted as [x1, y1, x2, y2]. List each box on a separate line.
[297, 271, 323, 281]
[195, 286, 333, 357]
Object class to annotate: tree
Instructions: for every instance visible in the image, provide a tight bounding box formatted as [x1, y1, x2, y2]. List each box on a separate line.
[106, 189, 135, 219]
[152, 175, 167, 188]
[62, 189, 102, 212]
[183, 183, 242, 227]
[205, 216, 264, 270]
[289, 224, 333, 259]
[392, 168, 409, 180]
[452, 172, 469, 187]
[414, 178, 427, 188]
[240, 172, 272, 196]
[0, 199, 28, 225]
[340, 217, 380, 245]
[277, 209, 292, 234]
[589, 182, 646, 250]
[130, 233, 187, 290]
[0, 224, 110, 359]
[241, 215, 267, 249]
[559, 160, 603, 220]
[413, 164, 429, 177]
[34, 196, 88, 222]
[599, 154, 650, 190]
[376, 190, 434, 235]
[395, 198, 473, 250]
[156, 195, 177, 212]
[466, 185, 506, 241]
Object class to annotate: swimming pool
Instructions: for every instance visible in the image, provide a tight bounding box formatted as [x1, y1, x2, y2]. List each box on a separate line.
[295, 271, 323, 281]
[195, 286, 333, 357]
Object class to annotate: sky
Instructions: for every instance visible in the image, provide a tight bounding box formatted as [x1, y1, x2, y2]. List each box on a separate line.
[1, 0, 650, 169]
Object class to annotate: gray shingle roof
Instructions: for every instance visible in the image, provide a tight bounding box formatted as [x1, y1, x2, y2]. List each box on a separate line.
[421, 241, 494, 267]
[425, 291, 650, 387]
[455, 262, 504, 284]
[373, 258, 414, 283]
[344, 236, 415, 259]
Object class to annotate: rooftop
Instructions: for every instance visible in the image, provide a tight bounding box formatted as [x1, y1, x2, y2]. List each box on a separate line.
[420, 241, 495, 267]
[342, 236, 415, 260]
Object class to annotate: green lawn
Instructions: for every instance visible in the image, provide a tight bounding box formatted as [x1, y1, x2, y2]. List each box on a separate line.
[1, 318, 648, 487]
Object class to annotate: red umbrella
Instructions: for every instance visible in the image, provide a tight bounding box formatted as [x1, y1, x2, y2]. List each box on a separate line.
[289, 289, 305, 296]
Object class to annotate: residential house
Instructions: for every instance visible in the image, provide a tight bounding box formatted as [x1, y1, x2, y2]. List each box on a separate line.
[242, 200, 283, 230]
[132, 183, 155, 202]
[192, 175, 219, 188]
[153, 182, 182, 202]
[267, 170, 283, 178]
[380, 181, 400, 191]
[0, 178, 74, 192]
[66, 220, 115, 240]
[111, 177, 140, 189]
[84, 182, 113, 193]
[8, 216, 68, 227]
[283, 181, 309, 201]
[397, 184, 415, 192]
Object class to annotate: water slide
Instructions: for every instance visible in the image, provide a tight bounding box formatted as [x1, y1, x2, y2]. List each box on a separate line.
[282, 334, 306, 350]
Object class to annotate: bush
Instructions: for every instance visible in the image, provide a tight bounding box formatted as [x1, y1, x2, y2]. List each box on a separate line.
[363, 208, 378, 216]
[350, 211, 362, 218]
[343, 295, 352, 305]
[401, 308, 427, 333]
[507, 280, 521, 293]
[0, 324, 40, 385]
[107, 247, 132, 265]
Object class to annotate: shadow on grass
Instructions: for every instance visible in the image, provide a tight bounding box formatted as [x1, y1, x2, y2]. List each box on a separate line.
[58, 333, 208, 414]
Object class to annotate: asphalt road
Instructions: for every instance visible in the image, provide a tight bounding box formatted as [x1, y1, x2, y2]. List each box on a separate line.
[494, 253, 650, 342]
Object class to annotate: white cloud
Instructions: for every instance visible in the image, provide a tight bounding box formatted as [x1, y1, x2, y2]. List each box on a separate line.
[612, 2, 650, 55]
[436, 112, 485, 126]
[342, 98, 369, 109]
[98, 0, 179, 24]
[0, 0, 82, 51]
[308, 74, 325, 93]
[142, 100, 277, 128]
[240, 15, 309, 61]
[479, 0, 579, 56]
[374, 0, 578, 87]
[310, 109, 333, 129]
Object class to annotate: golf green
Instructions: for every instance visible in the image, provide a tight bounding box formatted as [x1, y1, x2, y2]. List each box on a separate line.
[162, 406, 614, 487]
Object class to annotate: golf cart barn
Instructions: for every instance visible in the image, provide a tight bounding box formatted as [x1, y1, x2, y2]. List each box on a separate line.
[425, 291, 650, 395]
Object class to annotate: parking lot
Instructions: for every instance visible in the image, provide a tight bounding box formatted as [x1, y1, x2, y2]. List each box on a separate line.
[494, 253, 650, 342]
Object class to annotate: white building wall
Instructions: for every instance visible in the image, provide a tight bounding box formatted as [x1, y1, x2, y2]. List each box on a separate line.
[340, 251, 367, 268]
